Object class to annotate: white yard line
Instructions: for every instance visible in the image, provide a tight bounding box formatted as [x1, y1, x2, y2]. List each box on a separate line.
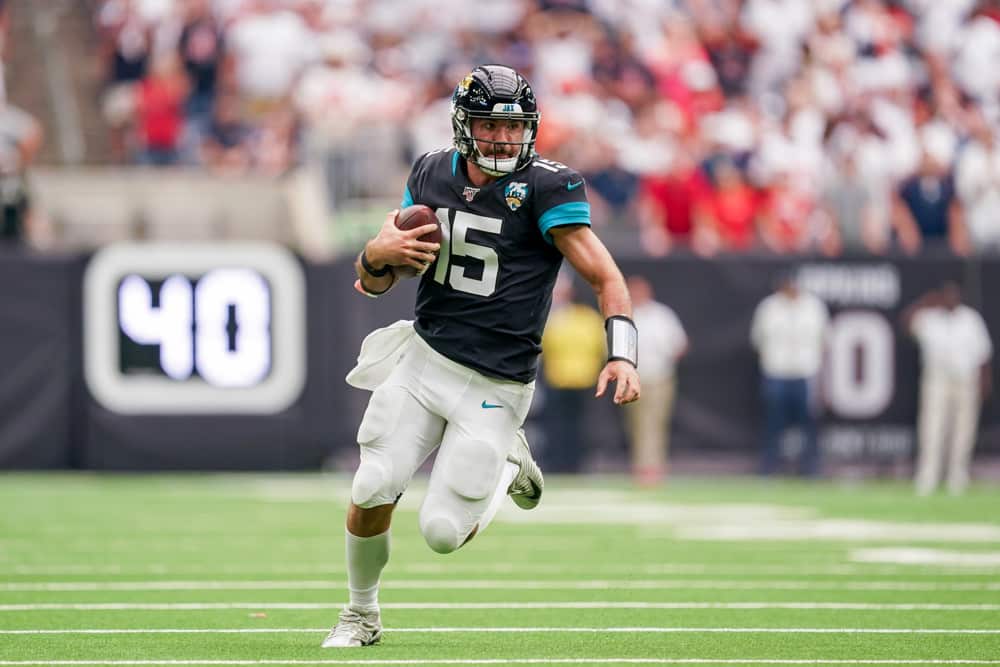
[1, 602, 998, 612]
[1, 659, 1000, 665]
[3, 579, 998, 592]
[1, 627, 999, 635]
[4, 563, 999, 576]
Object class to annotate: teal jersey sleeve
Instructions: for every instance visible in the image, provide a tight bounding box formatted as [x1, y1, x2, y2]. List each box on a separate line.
[531, 159, 591, 244]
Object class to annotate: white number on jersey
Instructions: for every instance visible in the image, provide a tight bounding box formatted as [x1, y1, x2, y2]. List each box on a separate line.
[532, 157, 568, 173]
[432, 209, 502, 297]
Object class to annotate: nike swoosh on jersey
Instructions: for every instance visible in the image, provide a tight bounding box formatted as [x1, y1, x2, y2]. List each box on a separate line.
[481, 401, 504, 409]
[567, 180, 584, 191]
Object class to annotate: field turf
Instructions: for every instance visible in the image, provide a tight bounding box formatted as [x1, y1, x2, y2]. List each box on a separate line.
[0, 473, 998, 665]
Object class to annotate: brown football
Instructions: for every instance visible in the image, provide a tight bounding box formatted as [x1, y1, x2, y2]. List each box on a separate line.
[394, 205, 442, 278]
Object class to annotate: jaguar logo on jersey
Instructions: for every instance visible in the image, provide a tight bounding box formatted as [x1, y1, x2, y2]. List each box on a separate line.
[504, 182, 528, 211]
[462, 186, 480, 202]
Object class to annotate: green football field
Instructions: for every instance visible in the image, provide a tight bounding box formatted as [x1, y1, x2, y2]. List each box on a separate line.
[0, 473, 998, 666]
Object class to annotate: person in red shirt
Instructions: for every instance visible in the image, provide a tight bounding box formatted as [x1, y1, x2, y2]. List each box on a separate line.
[693, 155, 760, 254]
[134, 54, 188, 166]
[638, 145, 709, 255]
[758, 172, 821, 253]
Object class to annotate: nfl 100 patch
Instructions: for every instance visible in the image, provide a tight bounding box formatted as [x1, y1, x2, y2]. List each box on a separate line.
[504, 182, 528, 211]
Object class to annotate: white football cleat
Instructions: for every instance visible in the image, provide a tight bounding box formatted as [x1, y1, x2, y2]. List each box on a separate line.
[507, 429, 543, 510]
[320, 607, 382, 648]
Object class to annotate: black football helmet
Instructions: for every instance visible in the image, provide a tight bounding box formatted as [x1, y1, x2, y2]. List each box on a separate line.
[451, 65, 540, 176]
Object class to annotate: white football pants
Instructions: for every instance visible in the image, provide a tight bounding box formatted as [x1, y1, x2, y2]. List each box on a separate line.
[915, 374, 981, 495]
[351, 333, 534, 553]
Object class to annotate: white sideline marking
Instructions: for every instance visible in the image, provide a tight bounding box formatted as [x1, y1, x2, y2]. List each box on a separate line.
[2, 602, 998, 612]
[1, 659, 1000, 665]
[2, 627, 999, 636]
[672, 519, 1000, 543]
[5, 563, 1000, 576]
[4, 579, 999, 592]
[851, 548, 1000, 567]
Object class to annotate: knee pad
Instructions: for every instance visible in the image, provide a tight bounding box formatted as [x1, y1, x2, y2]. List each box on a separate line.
[420, 515, 461, 554]
[352, 457, 391, 508]
[442, 440, 502, 501]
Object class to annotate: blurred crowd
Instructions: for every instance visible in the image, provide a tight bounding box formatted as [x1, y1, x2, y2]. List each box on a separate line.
[94, 0, 1000, 257]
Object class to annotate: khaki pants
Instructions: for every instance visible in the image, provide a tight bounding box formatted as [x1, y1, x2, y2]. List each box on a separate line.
[623, 376, 676, 480]
[915, 375, 980, 495]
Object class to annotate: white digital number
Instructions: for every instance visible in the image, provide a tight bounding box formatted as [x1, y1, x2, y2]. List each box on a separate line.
[824, 311, 894, 418]
[119, 274, 194, 380]
[195, 269, 271, 387]
[118, 269, 271, 388]
[433, 210, 502, 297]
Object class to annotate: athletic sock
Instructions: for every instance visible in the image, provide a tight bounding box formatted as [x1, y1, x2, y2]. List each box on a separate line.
[345, 528, 389, 612]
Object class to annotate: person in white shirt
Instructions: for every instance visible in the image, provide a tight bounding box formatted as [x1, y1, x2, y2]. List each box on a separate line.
[902, 282, 993, 495]
[750, 274, 830, 476]
[955, 113, 1000, 253]
[622, 276, 688, 485]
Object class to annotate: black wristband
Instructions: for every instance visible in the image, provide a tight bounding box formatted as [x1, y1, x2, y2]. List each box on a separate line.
[360, 250, 392, 277]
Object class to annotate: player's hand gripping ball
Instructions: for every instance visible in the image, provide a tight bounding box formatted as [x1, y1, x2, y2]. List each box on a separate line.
[394, 205, 442, 278]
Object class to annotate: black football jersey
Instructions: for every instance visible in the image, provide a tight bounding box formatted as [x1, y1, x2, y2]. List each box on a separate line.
[400, 148, 591, 383]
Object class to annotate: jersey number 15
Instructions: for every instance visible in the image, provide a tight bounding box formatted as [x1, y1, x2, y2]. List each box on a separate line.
[431, 209, 501, 297]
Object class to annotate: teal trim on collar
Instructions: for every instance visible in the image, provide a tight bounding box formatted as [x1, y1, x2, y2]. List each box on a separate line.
[401, 185, 414, 209]
[451, 151, 459, 176]
[538, 201, 591, 245]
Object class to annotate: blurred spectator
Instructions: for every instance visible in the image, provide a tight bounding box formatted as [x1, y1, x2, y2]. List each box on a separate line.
[591, 28, 657, 112]
[757, 171, 824, 254]
[134, 53, 188, 166]
[226, 1, 319, 113]
[97, 0, 153, 162]
[0, 98, 43, 245]
[201, 93, 252, 174]
[540, 277, 606, 474]
[647, 15, 723, 127]
[698, 10, 756, 98]
[622, 276, 688, 485]
[821, 149, 888, 255]
[693, 155, 759, 255]
[637, 141, 709, 255]
[955, 111, 1000, 253]
[176, 0, 225, 132]
[750, 273, 829, 476]
[951, 11, 1000, 119]
[740, 0, 815, 96]
[892, 137, 969, 255]
[252, 107, 299, 177]
[902, 281, 993, 495]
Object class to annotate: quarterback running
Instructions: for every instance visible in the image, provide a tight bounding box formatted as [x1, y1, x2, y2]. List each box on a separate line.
[323, 64, 641, 648]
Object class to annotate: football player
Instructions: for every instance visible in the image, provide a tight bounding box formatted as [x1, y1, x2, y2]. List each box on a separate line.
[323, 65, 641, 648]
